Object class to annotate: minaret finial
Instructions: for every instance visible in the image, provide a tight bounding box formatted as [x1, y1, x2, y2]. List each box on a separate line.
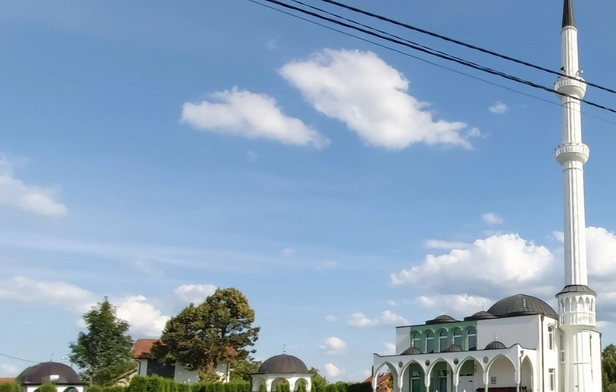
[562, 0, 575, 28]
[283, 344, 287, 354]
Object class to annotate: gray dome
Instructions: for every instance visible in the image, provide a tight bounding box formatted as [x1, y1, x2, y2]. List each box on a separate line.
[16, 362, 81, 385]
[464, 311, 496, 321]
[443, 344, 463, 352]
[257, 354, 308, 373]
[426, 314, 458, 325]
[485, 341, 507, 350]
[487, 294, 557, 318]
[402, 346, 423, 355]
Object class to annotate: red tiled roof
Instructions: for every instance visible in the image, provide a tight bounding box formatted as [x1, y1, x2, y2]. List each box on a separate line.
[0, 378, 16, 383]
[364, 373, 391, 386]
[132, 339, 160, 359]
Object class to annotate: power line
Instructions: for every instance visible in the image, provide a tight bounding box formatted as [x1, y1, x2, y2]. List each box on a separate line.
[256, 0, 616, 115]
[0, 351, 40, 363]
[248, 0, 616, 127]
[314, 0, 616, 97]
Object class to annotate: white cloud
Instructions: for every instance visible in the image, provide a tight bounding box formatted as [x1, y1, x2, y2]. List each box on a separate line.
[0, 363, 20, 376]
[347, 310, 407, 328]
[0, 157, 67, 217]
[391, 233, 556, 298]
[280, 49, 478, 150]
[113, 295, 169, 337]
[324, 363, 342, 377]
[245, 151, 259, 163]
[414, 294, 493, 318]
[489, 101, 509, 114]
[386, 300, 398, 306]
[0, 276, 169, 337]
[325, 315, 337, 322]
[424, 239, 469, 250]
[321, 336, 347, 354]
[266, 38, 277, 51]
[282, 248, 296, 258]
[181, 87, 329, 148]
[380, 342, 396, 355]
[174, 284, 217, 304]
[482, 212, 504, 225]
[317, 260, 338, 269]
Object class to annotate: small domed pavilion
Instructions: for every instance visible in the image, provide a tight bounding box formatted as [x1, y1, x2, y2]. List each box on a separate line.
[250, 351, 312, 392]
[16, 362, 85, 392]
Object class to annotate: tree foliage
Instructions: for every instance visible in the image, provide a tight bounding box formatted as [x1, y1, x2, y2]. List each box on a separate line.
[36, 383, 57, 392]
[68, 297, 136, 385]
[0, 382, 21, 392]
[604, 344, 616, 391]
[229, 356, 261, 381]
[152, 288, 260, 380]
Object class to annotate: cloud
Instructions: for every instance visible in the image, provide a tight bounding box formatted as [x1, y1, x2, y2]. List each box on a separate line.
[424, 239, 469, 250]
[114, 295, 169, 337]
[282, 248, 296, 258]
[317, 260, 338, 270]
[347, 310, 408, 328]
[0, 363, 20, 376]
[482, 212, 504, 225]
[0, 157, 67, 217]
[279, 49, 478, 150]
[0, 276, 169, 336]
[489, 101, 509, 114]
[380, 342, 396, 355]
[266, 38, 277, 51]
[174, 284, 217, 304]
[391, 233, 556, 298]
[324, 315, 337, 322]
[414, 294, 493, 317]
[181, 87, 329, 148]
[245, 151, 259, 163]
[321, 337, 347, 354]
[324, 363, 342, 377]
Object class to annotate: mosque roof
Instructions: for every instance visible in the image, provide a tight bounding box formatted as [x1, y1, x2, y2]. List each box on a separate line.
[257, 354, 309, 374]
[487, 294, 557, 318]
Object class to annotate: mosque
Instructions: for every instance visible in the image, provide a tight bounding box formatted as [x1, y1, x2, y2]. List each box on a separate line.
[372, 1, 602, 392]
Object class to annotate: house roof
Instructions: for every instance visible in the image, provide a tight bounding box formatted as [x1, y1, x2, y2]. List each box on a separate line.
[364, 373, 391, 386]
[132, 339, 160, 359]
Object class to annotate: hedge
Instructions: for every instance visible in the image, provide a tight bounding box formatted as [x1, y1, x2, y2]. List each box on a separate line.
[0, 382, 21, 392]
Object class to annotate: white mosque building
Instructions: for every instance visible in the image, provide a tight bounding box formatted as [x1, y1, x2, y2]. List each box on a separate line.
[372, 1, 602, 392]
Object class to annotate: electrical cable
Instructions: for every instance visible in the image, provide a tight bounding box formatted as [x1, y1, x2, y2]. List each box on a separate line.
[256, 0, 616, 115]
[248, 0, 616, 127]
[314, 0, 616, 97]
[0, 351, 40, 363]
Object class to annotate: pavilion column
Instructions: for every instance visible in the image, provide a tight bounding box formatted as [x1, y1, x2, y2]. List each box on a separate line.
[483, 371, 490, 392]
[452, 372, 459, 392]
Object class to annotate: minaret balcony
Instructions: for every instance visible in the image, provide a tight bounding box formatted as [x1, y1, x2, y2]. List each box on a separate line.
[559, 312, 596, 328]
[554, 75, 586, 99]
[557, 292, 596, 328]
[555, 142, 589, 164]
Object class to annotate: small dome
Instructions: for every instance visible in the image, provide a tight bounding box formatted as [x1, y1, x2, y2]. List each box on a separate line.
[487, 294, 557, 318]
[464, 311, 497, 321]
[425, 314, 458, 325]
[16, 362, 81, 385]
[402, 346, 423, 355]
[442, 344, 463, 352]
[485, 341, 507, 350]
[257, 354, 309, 373]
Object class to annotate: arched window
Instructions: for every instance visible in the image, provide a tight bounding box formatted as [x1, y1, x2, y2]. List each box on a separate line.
[412, 332, 421, 348]
[438, 330, 448, 351]
[467, 327, 477, 350]
[425, 331, 434, 353]
[452, 328, 462, 347]
[548, 326, 555, 350]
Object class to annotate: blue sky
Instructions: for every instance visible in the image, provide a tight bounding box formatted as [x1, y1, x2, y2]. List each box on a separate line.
[2, 0, 616, 382]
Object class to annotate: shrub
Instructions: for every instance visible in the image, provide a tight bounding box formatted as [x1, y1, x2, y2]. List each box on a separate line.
[0, 382, 21, 392]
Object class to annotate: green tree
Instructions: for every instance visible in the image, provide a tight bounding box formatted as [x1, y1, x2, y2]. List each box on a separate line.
[0, 382, 21, 392]
[152, 288, 260, 380]
[229, 356, 261, 381]
[69, 298, 136, 385]
[308, 367, 327, 390]
[37, 383, 57, 392]
[604, 344, 616, 391]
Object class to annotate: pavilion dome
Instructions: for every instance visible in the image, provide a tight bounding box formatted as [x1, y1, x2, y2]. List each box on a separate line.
[443, 344, 463, 352]
[487, 294, 557, 318]
[401, 346, 423, 355]
[16, 362, 82, 385]
[257, 354, 309, 373]
[464, 311, 497, 321]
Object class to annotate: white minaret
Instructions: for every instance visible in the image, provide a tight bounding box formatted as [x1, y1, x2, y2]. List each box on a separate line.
[554, 1, 599, 391]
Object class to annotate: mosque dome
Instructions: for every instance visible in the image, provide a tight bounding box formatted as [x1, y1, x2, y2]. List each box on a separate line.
[485, 341, 507, 350]
[487, 294, 557, 318]
[402, 346, 423, 355]
[464, 311, 497, 321]
[257, 354, 309, 373]
[16, 362, 81, 385]
[442, 344, 463, 352]
[425, 314, 458, 325]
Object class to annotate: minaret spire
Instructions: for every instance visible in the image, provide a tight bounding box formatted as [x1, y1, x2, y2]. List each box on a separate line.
[562, 0, 575, 28]
[554, 1, 599, 391]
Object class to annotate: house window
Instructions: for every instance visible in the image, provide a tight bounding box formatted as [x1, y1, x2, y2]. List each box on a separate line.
[412, 332, 421, 348]
[548, 326, 554, 350]
[439, 330, 448, 351]
[426, 331, 434, 353]
[467, 327, 477, 350]
[452, 328, 462, 347]
[549, 369, 555, 391]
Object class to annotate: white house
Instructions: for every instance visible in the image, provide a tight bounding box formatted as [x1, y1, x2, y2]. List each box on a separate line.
[132, 339, 231, 384]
